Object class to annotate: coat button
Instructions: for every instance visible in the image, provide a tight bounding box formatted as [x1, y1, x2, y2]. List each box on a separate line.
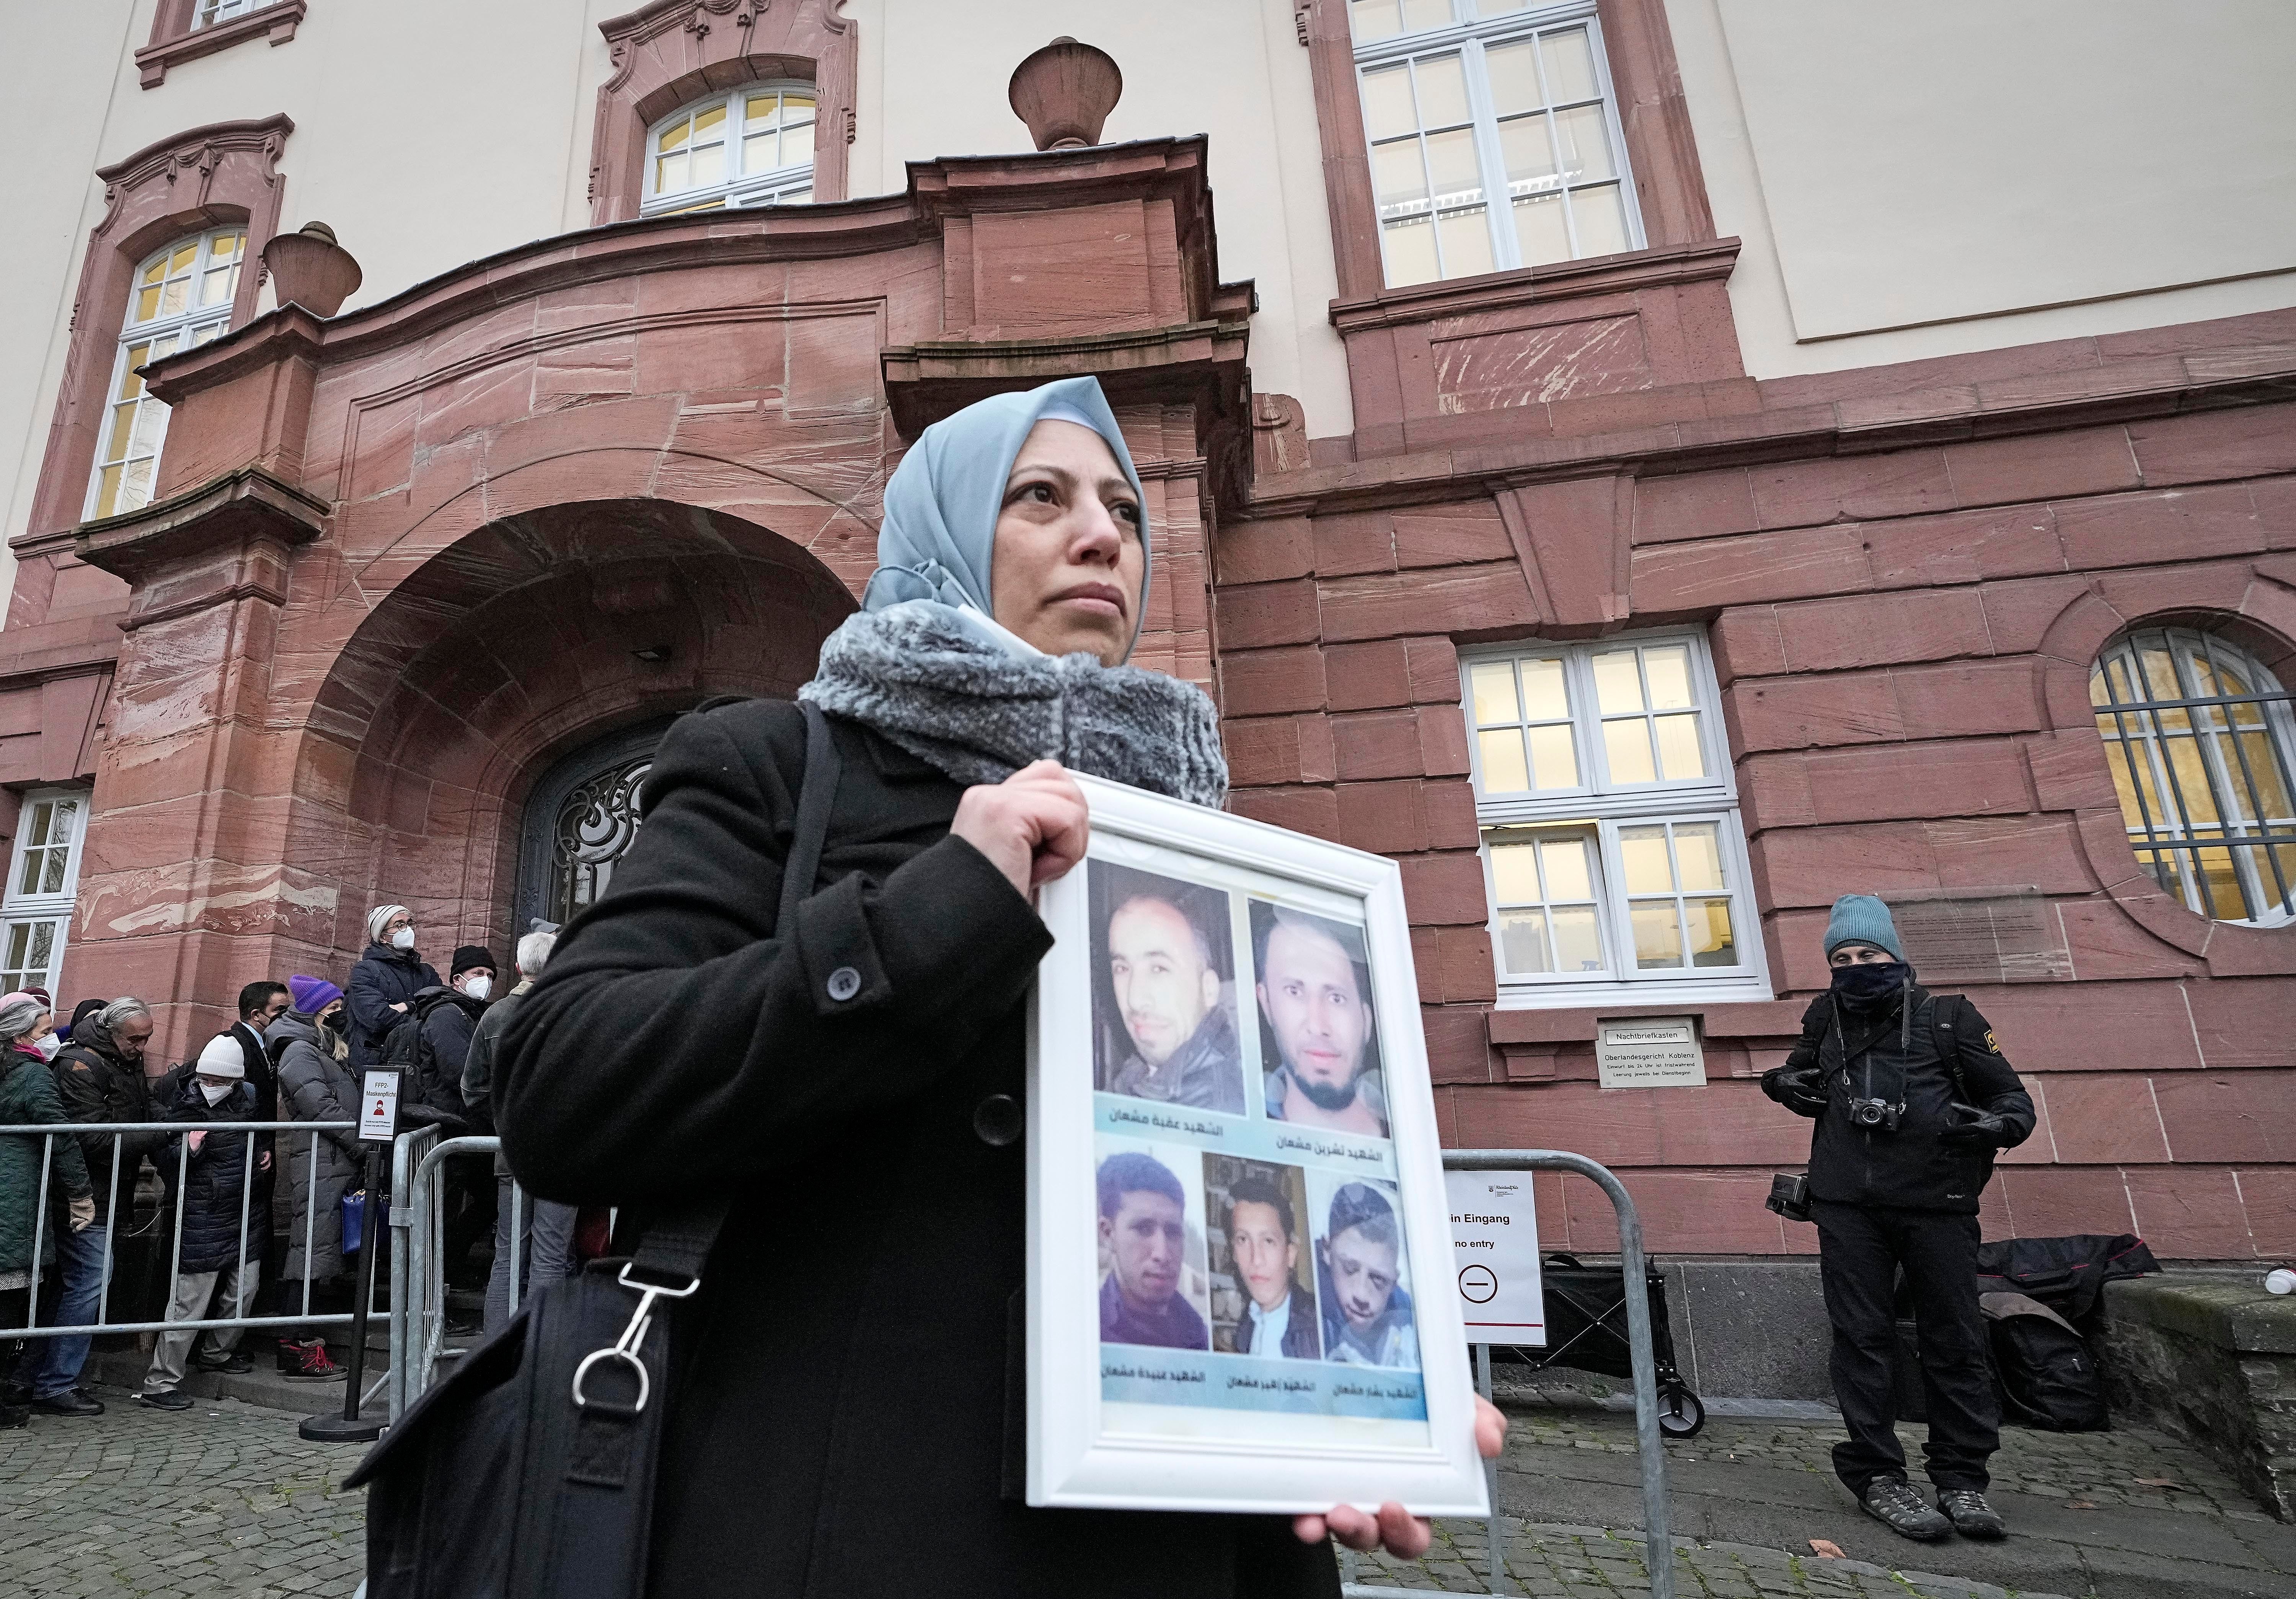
[972, 1094, 1022, 1147]
[825, 966, 861, 1002]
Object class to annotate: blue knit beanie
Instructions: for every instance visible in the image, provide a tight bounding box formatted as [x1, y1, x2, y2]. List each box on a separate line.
[1823, 894, 1902, 960]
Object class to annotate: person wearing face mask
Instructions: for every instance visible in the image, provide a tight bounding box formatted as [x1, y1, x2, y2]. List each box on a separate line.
[391, 946, 498, 1296]
[2, 993, 93, 1429]
[135, 1037, 262, 1409]
[26, 996, 166, 1416]
[1761, 895, 2034, 1545]
[346, 904, 441, 1067]
[269, 977, 360, 1374]
[496, 377, 1504, 1597]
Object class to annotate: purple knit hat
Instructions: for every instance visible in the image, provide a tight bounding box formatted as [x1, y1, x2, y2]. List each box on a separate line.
[288, 974, 343, 1015]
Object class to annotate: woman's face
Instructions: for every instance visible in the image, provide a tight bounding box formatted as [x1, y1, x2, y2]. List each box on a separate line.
[990, 420, 1145, 666]
[28, 1013, 52, 1043]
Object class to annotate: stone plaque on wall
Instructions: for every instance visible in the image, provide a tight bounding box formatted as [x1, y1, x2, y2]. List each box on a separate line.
[1883, 889, 2072, 984]
[1595, 1017, 1706, 1088]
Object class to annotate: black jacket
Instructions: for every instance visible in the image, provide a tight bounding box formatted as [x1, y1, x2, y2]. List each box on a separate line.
[50, 1038, 170, 1225]
[158, 1076, 259, 1275]
[1763, 986, 2035, 1213]
[498, 701, 1338, 1599]
[406, 988, 482, 1118]
[347, 943, 442, 1066]
[223, 1022, 280, 1173]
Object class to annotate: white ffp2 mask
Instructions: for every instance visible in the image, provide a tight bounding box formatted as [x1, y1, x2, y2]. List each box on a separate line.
[461, 975, 492, 1002]
[391, 927, 416, 950]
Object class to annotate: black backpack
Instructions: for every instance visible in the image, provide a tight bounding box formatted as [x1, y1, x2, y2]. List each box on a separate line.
[1981, 1291, 2107, 1431]
[346, 701, 839, 1599]
[380, 991, 470, 1111]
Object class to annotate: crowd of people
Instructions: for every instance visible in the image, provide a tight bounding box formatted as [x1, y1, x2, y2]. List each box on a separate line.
[0, 908, 563, 1429]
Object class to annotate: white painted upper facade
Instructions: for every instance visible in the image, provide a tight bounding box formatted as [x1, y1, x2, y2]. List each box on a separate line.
[3, 0, 2293, 608]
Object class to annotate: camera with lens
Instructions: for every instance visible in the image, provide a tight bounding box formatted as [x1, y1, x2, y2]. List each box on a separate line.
[1846, 1097, 1901, 1133]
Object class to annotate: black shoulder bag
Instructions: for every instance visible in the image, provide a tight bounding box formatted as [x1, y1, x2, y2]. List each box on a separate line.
[349, 701, 843, 1599]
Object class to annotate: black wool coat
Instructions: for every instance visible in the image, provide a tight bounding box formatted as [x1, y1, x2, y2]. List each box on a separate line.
[1765, 986, 2035, 1213]
[498, 700, 1339, 1599]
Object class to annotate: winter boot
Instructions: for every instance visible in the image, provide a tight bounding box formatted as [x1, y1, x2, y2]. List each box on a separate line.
[277, 1337, 341, 1382]
[1860, 1477, 1952, 1540]
[1937, 1489, 2007, 1539]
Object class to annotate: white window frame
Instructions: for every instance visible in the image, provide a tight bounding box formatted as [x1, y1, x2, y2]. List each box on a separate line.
[0, 788, 91, 998]
[83, 225, 246, 523]
[1461, 630, 1773, 1007]
[1350, 0, 1645, 287]
[195, 0, 268, 27]
[640, 83, 818, 217]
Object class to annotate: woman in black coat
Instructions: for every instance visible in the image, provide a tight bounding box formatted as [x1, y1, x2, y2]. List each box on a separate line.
[499, 379, 1494, 1598]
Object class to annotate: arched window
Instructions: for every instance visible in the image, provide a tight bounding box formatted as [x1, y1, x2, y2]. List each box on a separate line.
[2091, 625, 2296, 926]
[85, 225, 245, 521]
[642, 85, 815, 216]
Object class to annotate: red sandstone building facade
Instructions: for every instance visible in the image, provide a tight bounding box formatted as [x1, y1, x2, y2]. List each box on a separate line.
[3, 0, 2291, 1337]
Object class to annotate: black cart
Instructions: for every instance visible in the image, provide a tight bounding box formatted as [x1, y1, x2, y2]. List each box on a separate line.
[1488, 1251, 1706, 1438]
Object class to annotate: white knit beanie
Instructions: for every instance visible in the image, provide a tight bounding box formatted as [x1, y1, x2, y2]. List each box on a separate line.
[195, 1035, 245, 1079]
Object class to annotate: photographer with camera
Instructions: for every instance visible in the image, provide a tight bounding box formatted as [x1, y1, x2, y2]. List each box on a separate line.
[1761, 895, 2033, 1544]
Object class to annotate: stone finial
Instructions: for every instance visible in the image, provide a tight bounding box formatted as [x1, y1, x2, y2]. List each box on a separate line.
[1008, 36, 1122, 151]
[261, 221, 362, 318]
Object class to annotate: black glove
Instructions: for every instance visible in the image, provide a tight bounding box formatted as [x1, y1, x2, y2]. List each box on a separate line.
[1762, 1066, 1829, 1118]
[1939, 1103, 2014, 1147]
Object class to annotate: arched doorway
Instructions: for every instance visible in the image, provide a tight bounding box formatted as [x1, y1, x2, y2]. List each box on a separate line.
[514, 716, 674, 932]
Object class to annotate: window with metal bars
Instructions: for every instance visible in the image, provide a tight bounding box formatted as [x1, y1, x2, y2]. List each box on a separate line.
[642, 85, 817, 216]
[1462, 632, 1771, 1004]
[2090, 626, 2296, 926]
[1349, 0, 1642, 288]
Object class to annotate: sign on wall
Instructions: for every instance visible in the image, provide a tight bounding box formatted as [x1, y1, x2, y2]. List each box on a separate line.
[1446, 1170, 1545, 1346]
[1595, 1016, 1705, 1089]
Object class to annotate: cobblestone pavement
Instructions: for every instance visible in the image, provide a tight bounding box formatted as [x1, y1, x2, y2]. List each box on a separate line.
[4, 1378, 2289, 1597]
[1354, 1387, 2296, 1599]
[0, 1383, 367, 1599]
[1352, 1516, 2056, 1599]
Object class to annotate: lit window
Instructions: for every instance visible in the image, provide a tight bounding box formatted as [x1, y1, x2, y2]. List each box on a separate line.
[0, 791, 88, 996]
[85, 226, 245, 522]
[195, 0, 269, 26]
[642, 86, 816, 216]
[1350, 0, 1641, 287]
[2092, 626, 2296, 926]
[1463, 634, 1770, 1002]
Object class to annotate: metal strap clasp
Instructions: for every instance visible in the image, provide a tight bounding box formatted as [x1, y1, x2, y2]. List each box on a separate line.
[569, 1263, 701, 1415]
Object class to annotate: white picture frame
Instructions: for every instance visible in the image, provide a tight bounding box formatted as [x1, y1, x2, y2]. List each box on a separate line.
[1027, 773, 1489, 1518]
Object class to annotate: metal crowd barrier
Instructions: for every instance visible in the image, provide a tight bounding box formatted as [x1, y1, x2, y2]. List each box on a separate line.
[386, 1131, 556, 1421]
[0, 1119, 380, 1345]
[1342, 1149, 1676, 1599]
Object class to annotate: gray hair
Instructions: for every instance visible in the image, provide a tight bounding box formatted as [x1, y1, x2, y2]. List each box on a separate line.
[0, 996, 45, 1043]
[515, 929, 557, 976]
[100, 996, 152, 1032]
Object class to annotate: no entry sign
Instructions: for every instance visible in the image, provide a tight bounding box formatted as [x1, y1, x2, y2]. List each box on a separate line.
[1445, 1170, 1545, 1345]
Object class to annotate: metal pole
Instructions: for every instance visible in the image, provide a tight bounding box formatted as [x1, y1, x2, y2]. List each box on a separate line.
[1476, 1342, 1509, 1594]
[1440, 1150, 1673, 1599]
[301, 1145, 385, 1443]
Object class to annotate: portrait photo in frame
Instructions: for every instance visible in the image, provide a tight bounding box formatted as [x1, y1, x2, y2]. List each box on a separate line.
[1028, 774, 1489, 1518]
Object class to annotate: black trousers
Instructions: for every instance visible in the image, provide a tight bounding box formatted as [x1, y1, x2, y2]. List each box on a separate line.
[1813, 1200, 1997, 1495]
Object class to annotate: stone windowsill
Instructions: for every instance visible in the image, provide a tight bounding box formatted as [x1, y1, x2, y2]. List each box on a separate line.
[138, 0, 306, 89]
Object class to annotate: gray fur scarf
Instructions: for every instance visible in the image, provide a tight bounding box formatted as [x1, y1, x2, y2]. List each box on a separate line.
[799, 605, 1228, 808]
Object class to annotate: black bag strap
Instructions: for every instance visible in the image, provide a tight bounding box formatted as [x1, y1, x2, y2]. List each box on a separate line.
[624, 700, 840, 1289]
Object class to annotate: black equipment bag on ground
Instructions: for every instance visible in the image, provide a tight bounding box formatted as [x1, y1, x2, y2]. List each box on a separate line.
[346, 700, 839, 1599]
[1975, 1234, 2159, 1322]
[1980, 1290, 2109, 1431]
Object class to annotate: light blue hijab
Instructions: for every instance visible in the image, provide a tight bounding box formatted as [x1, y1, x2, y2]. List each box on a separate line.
[862, 376, 1149, 658]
